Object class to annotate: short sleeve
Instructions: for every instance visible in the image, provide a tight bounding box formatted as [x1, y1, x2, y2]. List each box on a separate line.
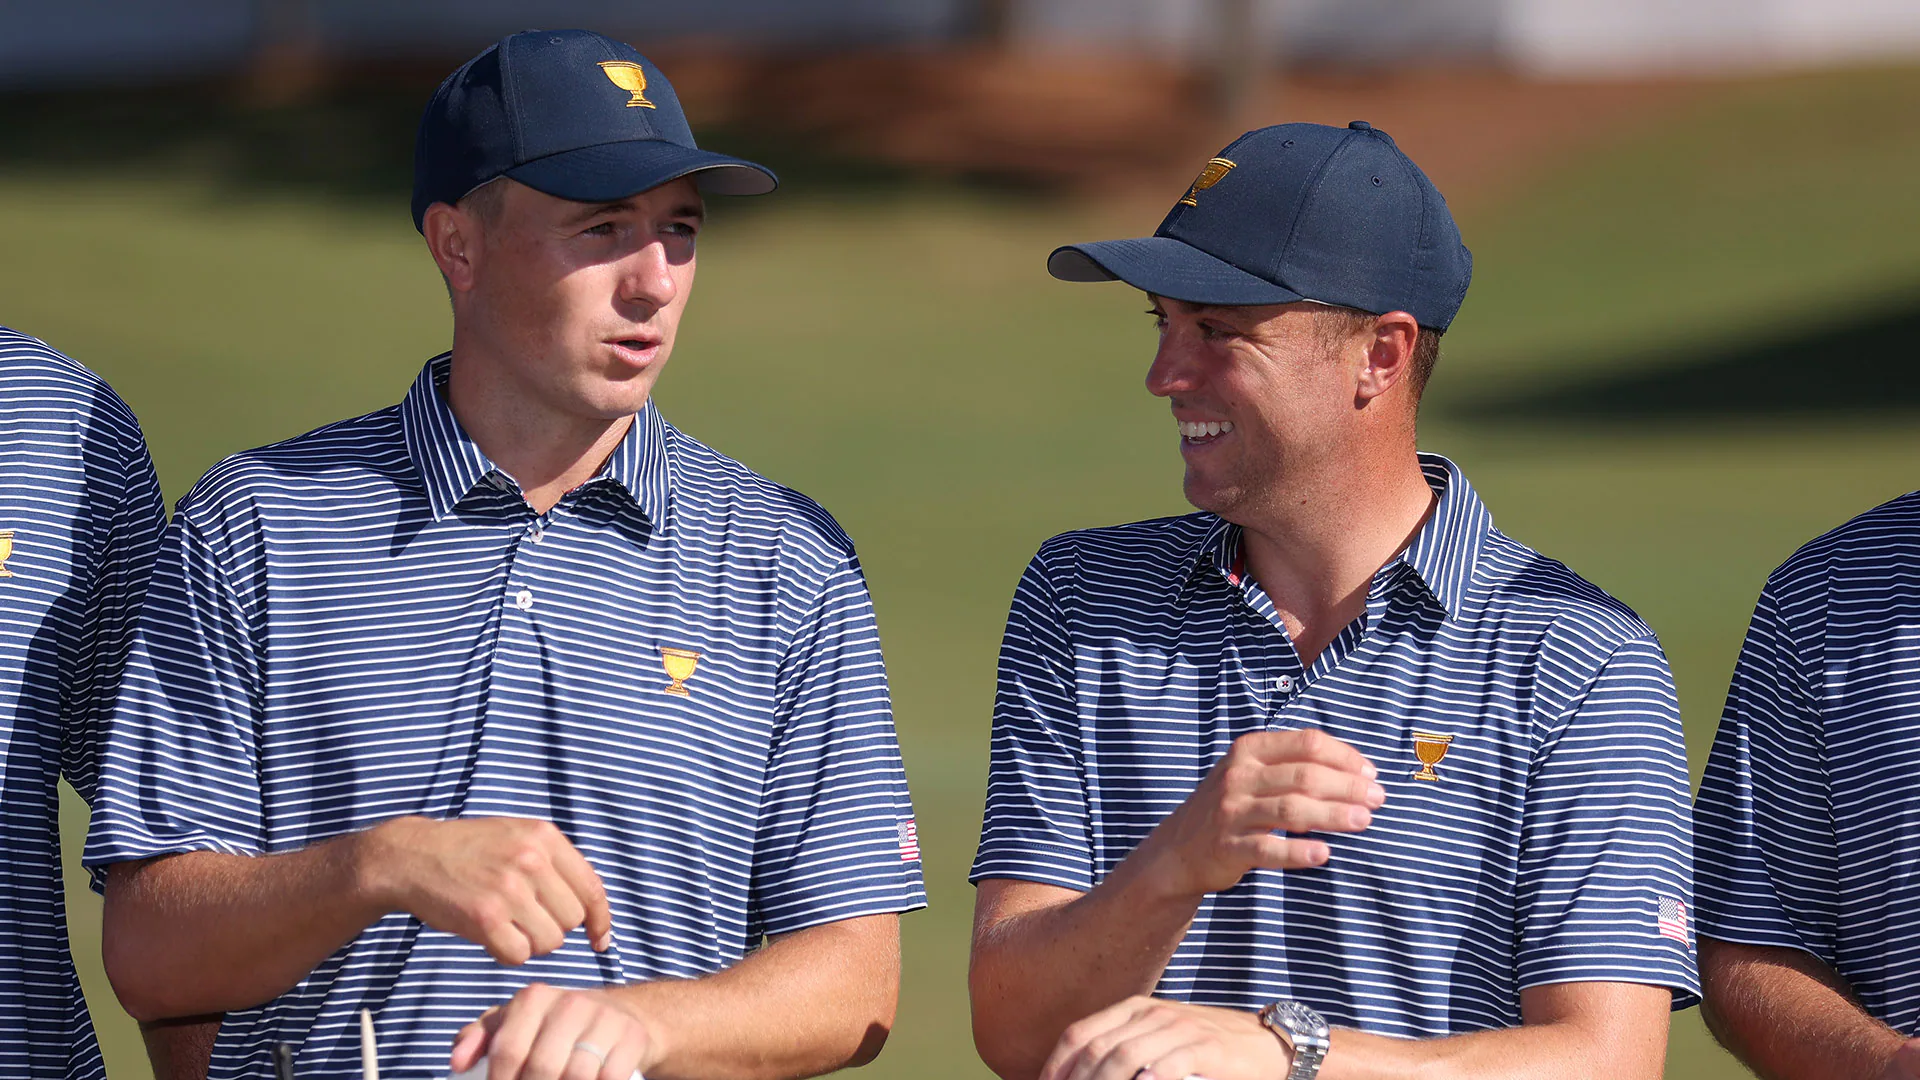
[970, 546, 1091, 891]
[1693, 576, 1836, 958]
[750, 552, 925, 936]
[60, 386, 166, 805]
[1513, 636, 1700, 1005]
[82, 508, 267, 891]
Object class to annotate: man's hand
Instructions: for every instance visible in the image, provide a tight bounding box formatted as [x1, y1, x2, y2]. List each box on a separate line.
[451, 983, 656, 1080]
[1879, 1039, 1920, 1080]
[364, 817, 613, 965]
[1138, 728, 1384, 898]
[1041, 997, 1288, 1080]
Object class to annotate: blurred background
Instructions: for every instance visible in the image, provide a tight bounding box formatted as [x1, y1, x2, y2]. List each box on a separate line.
[3, 1, 1918, 1077]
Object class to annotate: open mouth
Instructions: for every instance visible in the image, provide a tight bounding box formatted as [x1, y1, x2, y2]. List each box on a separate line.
[1178, 419, 1235, 445]
[609, 338, 661, 364]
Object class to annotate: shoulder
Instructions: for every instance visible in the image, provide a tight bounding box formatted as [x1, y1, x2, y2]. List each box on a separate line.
[0, 327, 147, 446]
[1022, 513, 1218, 599]
[1474, 528, 1660, 661]
[663, 422, 860, 576]
[1762, 490, 1920, 603]
[176, 406, 408, 528]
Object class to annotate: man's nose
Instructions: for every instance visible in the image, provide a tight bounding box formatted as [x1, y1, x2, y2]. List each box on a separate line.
[618, 240, 679, 311]
[1146, 338, 1202, 398]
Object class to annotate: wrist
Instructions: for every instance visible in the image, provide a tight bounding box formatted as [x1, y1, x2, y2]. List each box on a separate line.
[348, 816, 424, 914]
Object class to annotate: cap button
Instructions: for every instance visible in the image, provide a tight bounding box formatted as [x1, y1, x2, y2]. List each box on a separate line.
[1348, 120, 1373, 131]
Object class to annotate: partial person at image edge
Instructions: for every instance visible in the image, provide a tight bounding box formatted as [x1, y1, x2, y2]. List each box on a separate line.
[0, 328, 165, 1080]
[967, 121, 1697, 1080]
[1694, 495, 1920, 1080]
[82, 29, 924, 1080]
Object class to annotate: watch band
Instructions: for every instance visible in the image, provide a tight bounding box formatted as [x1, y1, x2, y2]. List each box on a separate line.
[1258, 999, 1330, 1080]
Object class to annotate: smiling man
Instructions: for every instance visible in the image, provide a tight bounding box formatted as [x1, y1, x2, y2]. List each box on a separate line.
[968, 122, 1696, 1080]
[84, 30, 923, 1080]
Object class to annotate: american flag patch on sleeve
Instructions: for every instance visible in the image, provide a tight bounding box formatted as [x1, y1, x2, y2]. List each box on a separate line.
[1657, 896, 1689, 943]
[898, 820, 920, 862]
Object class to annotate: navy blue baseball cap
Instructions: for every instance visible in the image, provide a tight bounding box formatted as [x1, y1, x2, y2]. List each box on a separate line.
[1048, 121, 1472, 331]
[411, 29, 777, 232]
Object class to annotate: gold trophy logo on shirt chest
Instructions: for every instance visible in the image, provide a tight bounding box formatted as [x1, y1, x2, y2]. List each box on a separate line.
[0, 530, 15, 577]
[660, 647, 702, 695]
[1410, 731, 1454, 782]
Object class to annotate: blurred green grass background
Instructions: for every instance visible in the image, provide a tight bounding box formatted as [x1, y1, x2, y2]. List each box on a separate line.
[5, 62, 1917, 1079]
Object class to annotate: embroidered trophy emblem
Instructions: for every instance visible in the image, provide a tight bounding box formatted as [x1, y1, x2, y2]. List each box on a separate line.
[1410, 731, 1454, 782]
[0, 530, 14, 577]
[1178, 157, 1237, 207]
[660, 647, 701, 695]
[598, 62, 657, 109]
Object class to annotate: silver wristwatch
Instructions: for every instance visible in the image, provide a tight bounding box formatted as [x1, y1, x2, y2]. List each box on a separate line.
[1258, 999, 1330, 1080]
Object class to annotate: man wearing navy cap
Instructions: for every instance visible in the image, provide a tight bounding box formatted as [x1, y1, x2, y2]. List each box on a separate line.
[969, 122, 1695, 1080]
[87, 30, 923, 1080]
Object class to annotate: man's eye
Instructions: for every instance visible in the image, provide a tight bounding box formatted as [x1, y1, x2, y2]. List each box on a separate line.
[1200, 323, 1232, 341]
[582, 222, 615, 237]
[664, 222, 698, 239]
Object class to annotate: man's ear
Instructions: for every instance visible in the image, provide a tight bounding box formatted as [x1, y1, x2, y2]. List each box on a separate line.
[423, 202, 479, 295]
[1355, 310, 1420, 404]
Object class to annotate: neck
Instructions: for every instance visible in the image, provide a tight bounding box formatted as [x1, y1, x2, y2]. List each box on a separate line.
[444, 346, 635, 516]
[1238, 443, 1436, 665]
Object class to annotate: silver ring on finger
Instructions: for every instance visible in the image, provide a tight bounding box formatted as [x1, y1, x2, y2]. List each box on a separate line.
[573, 1040, 609, 1065]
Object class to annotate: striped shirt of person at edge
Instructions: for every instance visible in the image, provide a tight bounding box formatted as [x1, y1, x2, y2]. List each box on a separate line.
[1695, 494, 1920, 1080]
[0, 328, 165, 1080]
[82, 30, 924, 1080]
[968, 121, 1696, 1080]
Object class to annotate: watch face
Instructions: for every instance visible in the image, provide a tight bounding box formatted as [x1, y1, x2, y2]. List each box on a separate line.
[1279, 1001, 1330, 1044]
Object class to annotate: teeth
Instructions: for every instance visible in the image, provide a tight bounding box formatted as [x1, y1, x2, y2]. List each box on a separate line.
[1178, 420, 1234, 439]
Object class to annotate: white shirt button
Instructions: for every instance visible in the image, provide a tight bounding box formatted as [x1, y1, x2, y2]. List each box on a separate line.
[1275, 674, 1295, 693]
[513, 588, 535, 611]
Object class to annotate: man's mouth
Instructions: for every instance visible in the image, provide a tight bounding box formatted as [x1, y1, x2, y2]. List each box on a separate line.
[610, 338, 661, 363]
[1178, 419, 1235, 444]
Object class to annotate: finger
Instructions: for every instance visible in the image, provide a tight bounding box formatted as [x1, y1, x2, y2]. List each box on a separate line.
[510, 886, 570, 959]
[484, 984, 558, 1080]
[549, 840, 614, 951]
[1248, 832, 1333, 870]
[1041, 999, 1152, 1080]
[578, 1007, 642, 1080]
[528, 859, 589, 940]
[449, 1011, 500, 1074]
[1242, 791, 1374, 834]
[1247, 761, 1387, 809]
[599, 1015, 650, 1080]
[476, 906, 537, 967]
[1075, 1017, 1190, 1080]
[1238, 728, 1376, 777]
[522, 992, 599, 1080]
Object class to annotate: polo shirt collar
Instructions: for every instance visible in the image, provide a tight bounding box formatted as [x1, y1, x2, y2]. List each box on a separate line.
[400, 354, 672, 529]
[1188, 452, 1490, 617]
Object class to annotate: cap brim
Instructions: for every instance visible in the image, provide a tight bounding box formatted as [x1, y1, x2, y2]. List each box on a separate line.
[506, 140, 778, 202]
[1047, 237, 1303, 307]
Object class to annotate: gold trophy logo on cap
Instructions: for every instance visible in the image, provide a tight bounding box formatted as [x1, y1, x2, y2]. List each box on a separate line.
[597, 61, 657, 109]
[1410, 731, 1454, 782]
[1178, 157, 1237, 207]
[660, 647, 701, 695]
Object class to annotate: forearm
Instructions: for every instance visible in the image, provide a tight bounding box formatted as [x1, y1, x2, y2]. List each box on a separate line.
[971, 862, 1204, 1079]
[102, 832, 387, 1021]
[1701, 938, 1906, 1080]
[611, 914, 900, 1080]
[141, 1016, 221, 1080]
[1320, 1015, 1665, 1080]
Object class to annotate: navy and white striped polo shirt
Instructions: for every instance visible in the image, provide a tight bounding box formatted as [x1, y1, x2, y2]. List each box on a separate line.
[85, 355, 926, 1080]
[0, 328, 165, 1080]
[972, 454, 1698, 1033]
[1695, 491, 1920, 1034]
